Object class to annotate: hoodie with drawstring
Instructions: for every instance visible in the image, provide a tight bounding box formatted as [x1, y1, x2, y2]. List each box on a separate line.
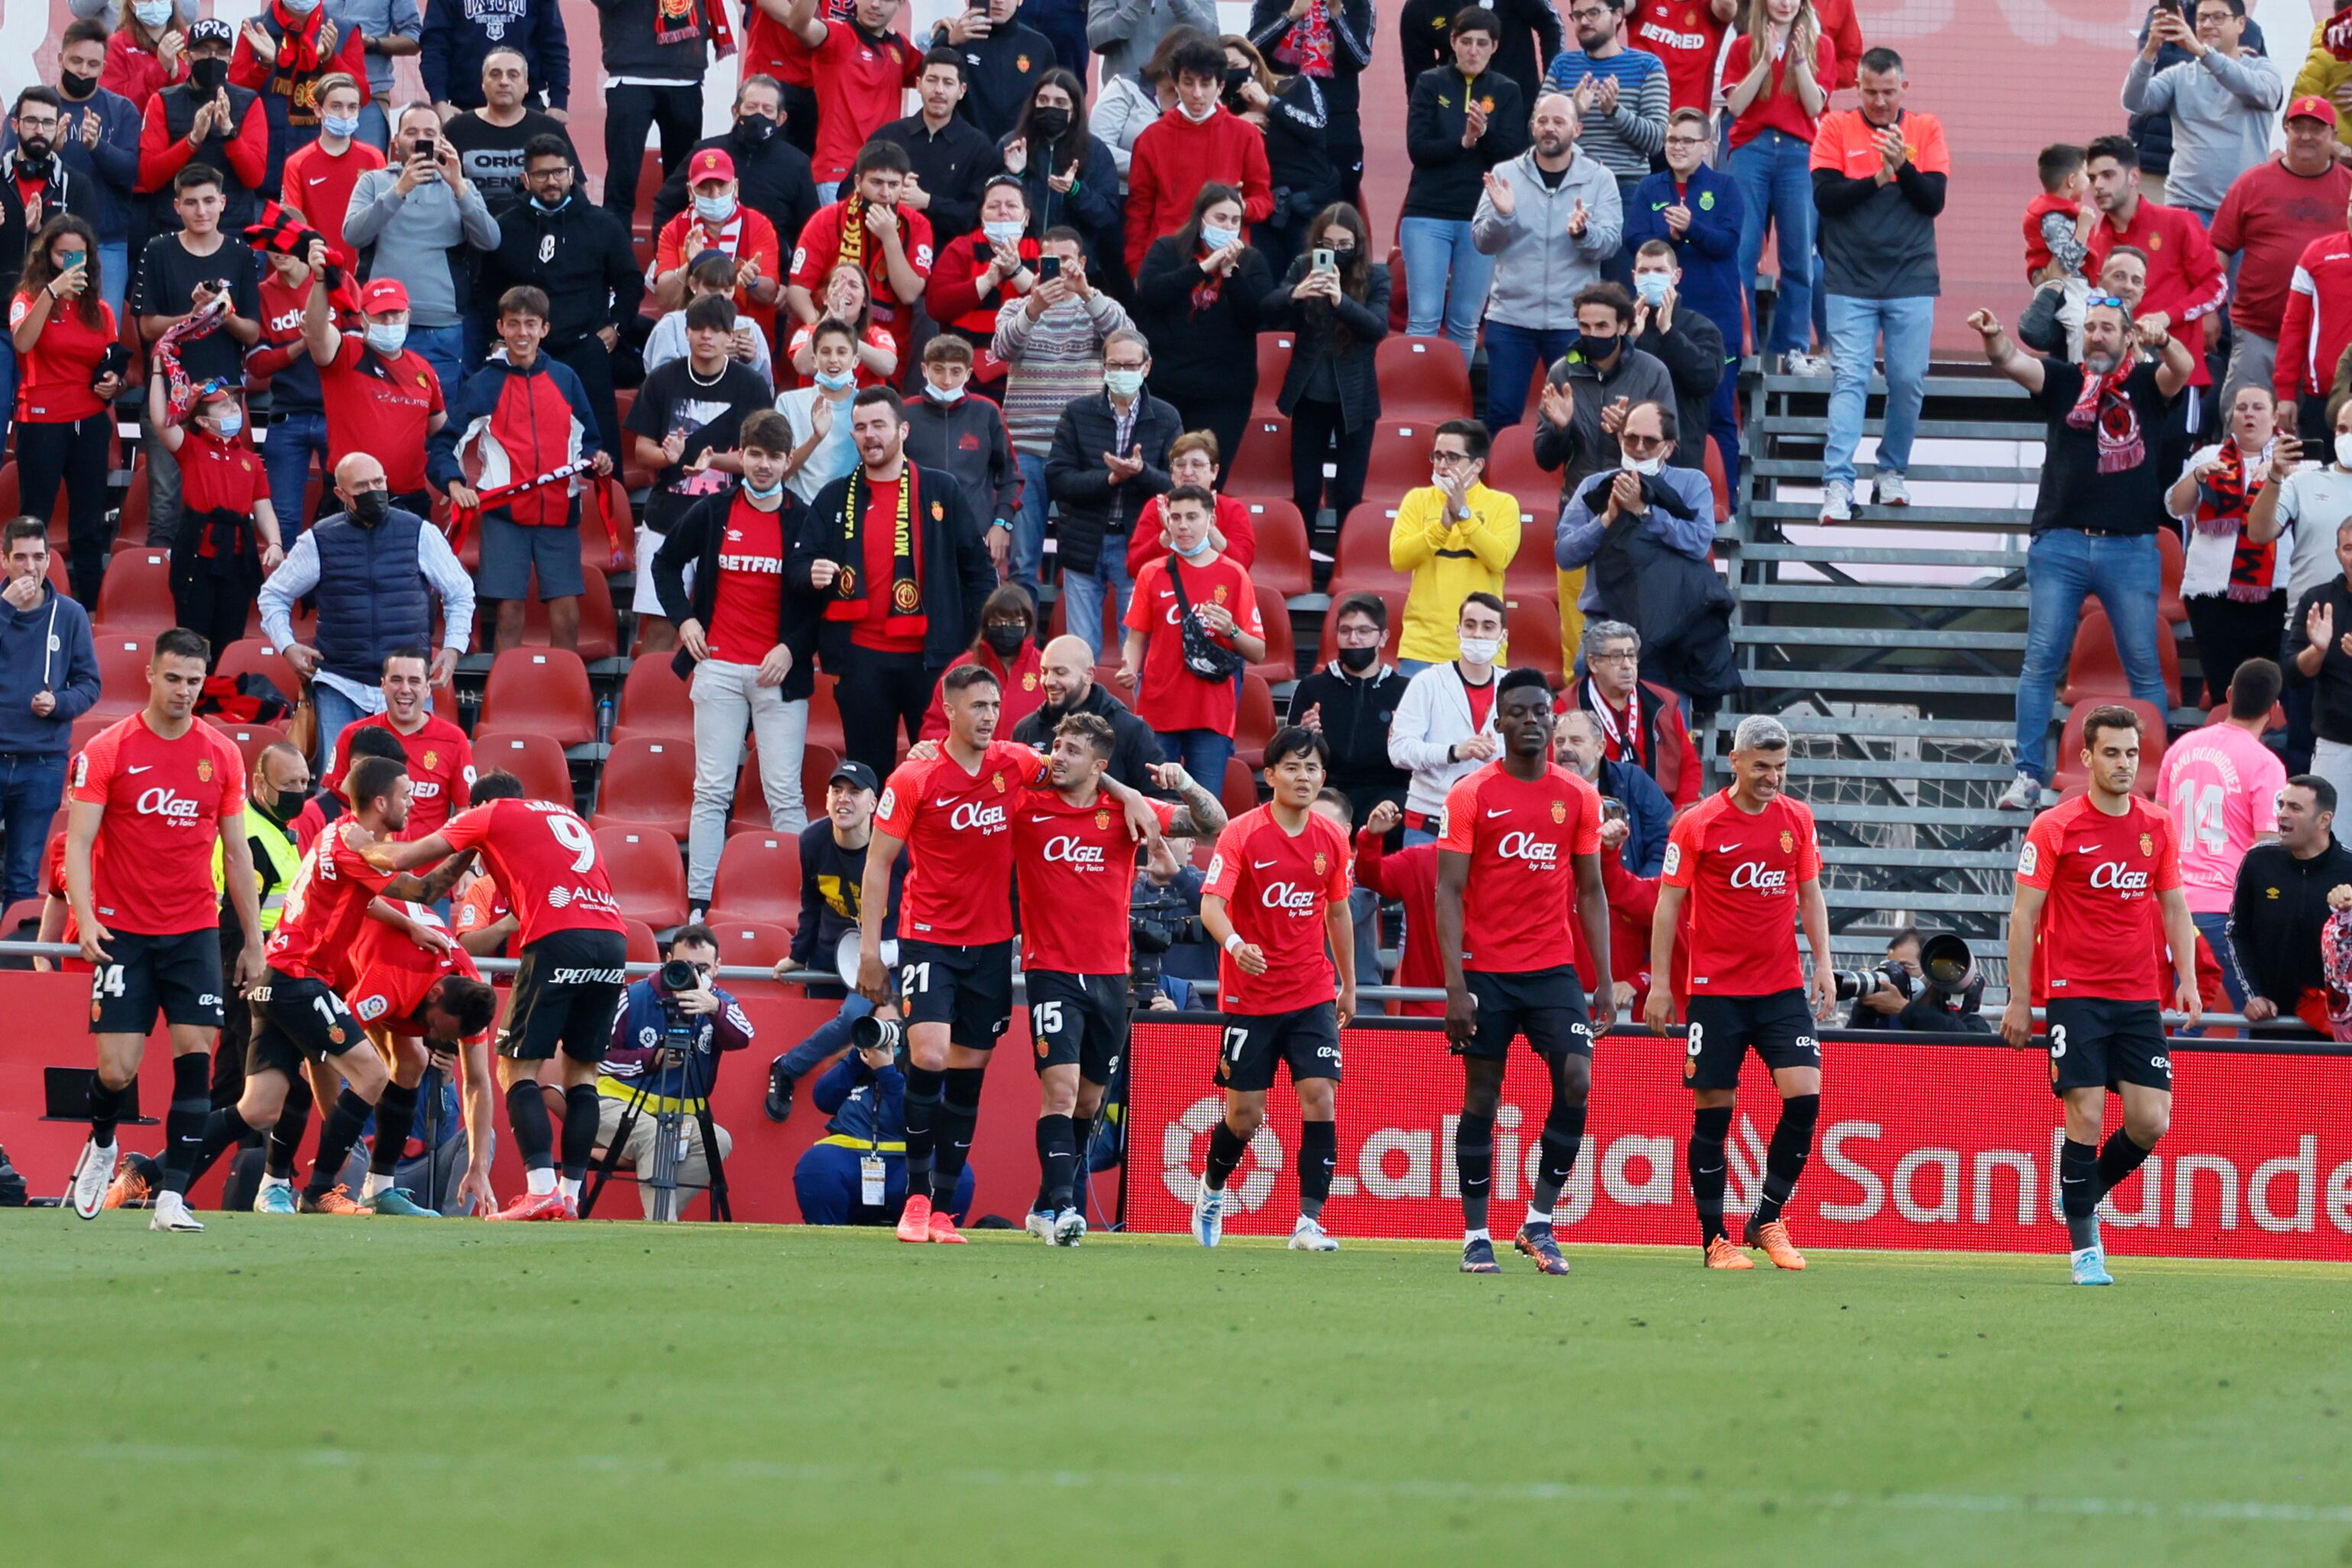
[0, 577, 100, 755]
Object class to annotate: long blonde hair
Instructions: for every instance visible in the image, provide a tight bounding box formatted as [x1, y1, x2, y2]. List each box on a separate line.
[1741, 0, 1820, 95]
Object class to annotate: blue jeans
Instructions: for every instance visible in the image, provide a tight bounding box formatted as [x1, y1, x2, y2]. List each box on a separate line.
[1397, 658, 1434, 678]
[1483, 321, 1577, 429]
[96, 241, 128, 331]
[355, 101, 391, 152]
[264, 410, 330, 536]
[1729, 130, 1815, 357]
[407, 323, 469, 403]
[1398, 215, 1496, 366]
[1062, 546, 1132, 661]
[2191, 910, 2247, 1012]
[312, 681, 371, 771]
[0, 752, 65, 905]
[1013, 449, 1049, 605]
[1160, 728, 1234, 794]
[776, 991, 875, 1081]
[2014, 529, 2168, 781]
[1823, 294, 1936, 490]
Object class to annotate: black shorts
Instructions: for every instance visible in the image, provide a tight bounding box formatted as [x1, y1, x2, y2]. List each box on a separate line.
[897, 938, 1014, 1049]
[500, 927, 629, 1062]
[245, 969, 367, 1078]
[1027, 970, 1127, 1083]
[1463, 966, 1593, 1061]
[1215, 1004, 1341, 1094]
[2045, 996, 2172, 1096]
[87, 928, 225, 1035]
[1682, 988, 1820, 1091]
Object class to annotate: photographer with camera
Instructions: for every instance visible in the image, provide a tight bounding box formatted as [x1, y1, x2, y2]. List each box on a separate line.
[1838, 926, 1988, 1033]
[1131, 829, 1217, 1009]
[792, 1030, 976, 1227]
[594, 925, 753, 1220]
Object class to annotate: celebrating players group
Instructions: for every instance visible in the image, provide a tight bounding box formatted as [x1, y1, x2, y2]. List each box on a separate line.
[52, 625, 2193, 1284]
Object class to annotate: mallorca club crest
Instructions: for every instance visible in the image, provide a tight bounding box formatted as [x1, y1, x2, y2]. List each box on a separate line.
[422, 750, 438, 771]
[1550, 800, 1567, 824]
[2140, 832, 2155, 858]
[197, 757, 215, 783]
[1312, 851, 1329, 877]
[1779, 828, 1794, 854]
[891, 578, 922, 613]
[1095, 808, 1111, 830]
[1023, 671, 1040, 691]
[1212, 584, 1230, 604]
[992, 771, 1007, 794]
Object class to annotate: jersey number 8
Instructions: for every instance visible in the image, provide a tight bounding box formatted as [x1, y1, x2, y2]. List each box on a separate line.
[1685, 1020, 1703, 1058]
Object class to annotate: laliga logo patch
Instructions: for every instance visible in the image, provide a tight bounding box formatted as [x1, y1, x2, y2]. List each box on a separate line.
[1661, 842, 1681, 876]
[2017, 842, 2038, 877]
[356, 995, 388, 1022]
[639, 1025, 660, 1047]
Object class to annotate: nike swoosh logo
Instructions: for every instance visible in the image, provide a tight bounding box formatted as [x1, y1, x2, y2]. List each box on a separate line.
[2077, 845, 2098, 854]
[1716, 844, 1739, 852]
[1029, 815, 1059, 823]
[307, 176, 328, 185]
[1253, 858, 1278, 868]
[1484, 807, 1510, 818]
[933, 797, 959, 807]
[127, 765, 153, 774]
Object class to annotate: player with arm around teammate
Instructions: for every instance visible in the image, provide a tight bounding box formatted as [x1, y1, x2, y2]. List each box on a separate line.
[341, 903, 502, 1215]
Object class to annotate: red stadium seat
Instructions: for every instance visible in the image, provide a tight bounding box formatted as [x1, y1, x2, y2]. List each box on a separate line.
[593, 736, 695, 839]
[1333, 503, 1398, 580]
[215, 639, 294, 695]
[1234, 673, 1276, 768]
[1247, 600, 1297, 685]
[1363, 422, 1441, 497]
[205, 719, 288, 774]
[1238, 499, 1312, 602]
[1485, 423, 1551, 505]
[1220, 755, 1258, 820]
[93, 549, 176, 637]
[1252, 334, 1294, 416]
[513, 569, 620, 662]
[612, 655, 695, 743]
[1701, 435, 1730, 525]
[1503, 513, 1561, 597]
[582, 477, 636, 576]
[1315, 580, 1404, 666]
[1221, 415, 1293, 499]
[2157, 525, 2187, 626]
[700, 917, 797, 969]
[471, 731, 575, 804]
[623, 919, 662, 964]
[805, 680, 847, 755]
[710, 832, 802, 923]
[2050, 699, 2167, 797]
[477, 648, 595, 748]
[728, 742, 838, 835]
[0, 460, 76, 548]
[2060, 608, 2180, 708]
[70, 710, 113, 753]
[1503, 596, 1564, 685]
[92, 635, 153, 718]
[1373, 336, 1474, 422]
[594, 826, 689, 929]
[116, 463, 151, 546]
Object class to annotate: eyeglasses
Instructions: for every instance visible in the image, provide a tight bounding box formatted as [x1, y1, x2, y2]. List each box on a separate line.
[1620, 432, 1668, 454]
[1568, 5, 1610, 20]
[1664, 134, 1710, 147]
[1104, 359, 1147, 373]
[1588, 648, 1639, 664]
[1429, 448, 1476, 467]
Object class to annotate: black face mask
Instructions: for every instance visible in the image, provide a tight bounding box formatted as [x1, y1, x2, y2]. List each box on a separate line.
[1337, 644, 1377, 673]
[189, 57, 228, 95]
[1029, 105, 1070, 141]
[58, 70, 96, 101]
[735, 112, 777, 145]
[1223, 66, 1250, 93]
[982, 622, 1029, 657]
[351, 490, 390, 529]
[270, 785, 314, 820]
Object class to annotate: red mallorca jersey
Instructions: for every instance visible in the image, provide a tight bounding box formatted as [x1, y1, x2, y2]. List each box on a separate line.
[323, 712, 477, 840]
[1015, 788, 1174, 975]
[69, 713, 249, 936]
[1438, 761, 1604, 973]
[264, 819, 400, 984]
[875, 740, 1049, 945]
[705, 496, 788, 664]
[1203, 805, 1353, 1014]
[437, 797, 628, 946]
[1661, 790, 1821, 995]
[348, 902, 487, 1038]
[2017, 793, 2182, 1005]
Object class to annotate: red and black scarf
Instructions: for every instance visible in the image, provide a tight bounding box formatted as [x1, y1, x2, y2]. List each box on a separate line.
[1585, 679, 1645, 769]
[269, 0, 329, 74]
[1276, 0, 1335, 76]
[2193, 437, 2279, 602]
[2066, 361, 2144, 475]
[821, 461, 928, 639]
[654, 0, 737, 55]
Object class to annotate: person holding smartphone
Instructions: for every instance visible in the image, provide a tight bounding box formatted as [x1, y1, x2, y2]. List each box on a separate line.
[11, 217, 122, 606]
[340, 99, 501, 397]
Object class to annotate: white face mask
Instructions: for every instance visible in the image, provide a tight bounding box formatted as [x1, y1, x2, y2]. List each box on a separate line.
[1621, 451, 1664, 477]
[1175, 535, 1215, 561]
[364, 322, 408, 357]
[133, 0, 173, 26]
[982, 221, 1025, 250]
[1200, 223, 1240, 252]
[926, 380, 966, 403]
[1458, 635, 1501, 666]
[693, 192, 737, 224]
[2335, 432, 2352, 470]
[1177, 98, 1217, 124]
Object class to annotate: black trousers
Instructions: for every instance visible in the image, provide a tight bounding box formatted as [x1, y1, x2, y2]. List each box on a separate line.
[548, 335, 622, 461]
[1165, 392, 1253, 490]
[602, 82, 702, 222]
[2184, 589, 2288, 709]
[1288, 394, 1374, 525]
[170, 542, 259, 667]
[18, 415, 113, 607]
[835, 651, 933, 779]
[781, 84, 820, 158]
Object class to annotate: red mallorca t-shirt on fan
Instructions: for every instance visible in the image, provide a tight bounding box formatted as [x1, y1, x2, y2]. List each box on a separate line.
[1015, 789, 1174, 975]
[875, 740, 1049, 946]
[1124, 554, 1262, 736]
[707, 496, 788, 663]
[323, 712, 476, 840]
[1203, 805, 1352, 1014]
[437, 797, 628, 946]
[1661, 789, 1821, 996]
[1631, 0, 1733, 110]
[70, 713, 248, 936]
[2017, 793, 2182, 1005]
[1438, 761, 1604, 973]
[265, 820, 399, 984]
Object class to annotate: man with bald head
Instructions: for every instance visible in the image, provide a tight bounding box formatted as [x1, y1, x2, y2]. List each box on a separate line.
[1010, 633, 1164, 793]
[1553, 709, 1671, 877]
[259, 451, 477, 765]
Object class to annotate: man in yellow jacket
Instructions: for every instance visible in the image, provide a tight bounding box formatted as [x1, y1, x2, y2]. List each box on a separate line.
[1388, 419, 1522, 674]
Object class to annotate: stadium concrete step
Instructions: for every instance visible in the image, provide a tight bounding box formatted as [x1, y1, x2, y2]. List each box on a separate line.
[1713, 710, 2023, 741]
[1723, 541, 2027, 571]
[1764, 415, 2046, 444]
[1781, 755, 2022, 782]
[1732, 669, 2023, 697]
[1749, 499, 2033, 530]
[1806, 801, 2023, 829]
[1748, 458, 2043, 487]
[1740, 584, 2028, 610]
[1820, 887, 2014, 915]
[1752, 369, 2029, 403]
[1820, 845, 2020, 870]
[1731, 625, 2028, 651]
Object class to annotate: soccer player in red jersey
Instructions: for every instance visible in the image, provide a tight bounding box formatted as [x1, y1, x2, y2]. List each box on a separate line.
[856, 664, 1161, 1243]
[1644, 715, 1836, 1271]
[322, 651, 477, 842]
[1192, 726, 1360, 1251]
[364, 770, 633, 1220]
[63, 628, 267, 1232]
[343, 902, 501, 1216]
[1435, 671, 1615, 1276]
[1014, 715, 1226, 1245]
[2001, 705, 2202, 1286]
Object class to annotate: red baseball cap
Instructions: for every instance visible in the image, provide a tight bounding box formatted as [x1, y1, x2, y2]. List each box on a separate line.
[2289, 95, 2338, 126]
[359, 278, 409, 314]
[687, 148, 737, 185]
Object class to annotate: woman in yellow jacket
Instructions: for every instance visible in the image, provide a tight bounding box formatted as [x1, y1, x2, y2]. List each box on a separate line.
[1386, 419, 1521, 674]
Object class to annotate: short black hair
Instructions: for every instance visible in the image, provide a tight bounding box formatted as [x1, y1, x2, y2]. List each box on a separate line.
[2195, 0, 2245, 15]
[4, 516, 46, 551]
[173, 163, 224, 197]
[684, 292, 735, 332]
[60, 17, 108, 50]
[1334, 591, 1386, 630]
[1314, 786, 1354, 822]
[943, 662, 1001, 698]
[2079, 703, 2143, 748]
[1434, 417, 1490, 463]
[381, 648, 429, 676]
[1263, 725, 1330, 771]
[1857, 45, 1904, 76]
[1169, 37, 1228, 81]
[499, 284, 550, 322]
[1574, 281, 1636, 326]
[921, 44, 966, 79]
[426, 975, 499, 1039]
[1459, 590, 1506, 622]
[345, 726, 407, 765]
[810, 317, 857, 350]
[2229, 657, 2282, 719]
[346, 753, 408, 812]
[739, 409, 792, 454]
[1056, 710, 1117, 761]
[153, 626, 209, 664]
[2085, 133, 2140, 173]
[522, 134, 571, 167]
[2037, 143, 2085, 193]
[852, 139, 911, 179]
[471, 770, 525, 806]
[1496, 667, 1551, 702]
[1163, 483, 1216, 514]
[14, 86, 61, 118]
[850, 385, 904, 422]
[671, 923, 720, 957]
[2289, 772, 2339, 816]
[1450, 5, 1503, 40]
[1885, 926, 1922, 951]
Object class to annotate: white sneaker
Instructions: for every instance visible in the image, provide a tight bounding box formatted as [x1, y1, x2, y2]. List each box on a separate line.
[1053, 1208, 1087, 1247]
[148, 1190, 204, 1232]
[1873, 470, 1910, 506]
[1996, 770, 2044, 812]
[1783, 350, 1830, 377]
[1024, 1209, 1056, 1241]
[1190, 1177, 1226, 1248]
[69, 1139, 118, 1220]
[1288, 1216, 1340, 1252]
[1820, 479, 1853, 525]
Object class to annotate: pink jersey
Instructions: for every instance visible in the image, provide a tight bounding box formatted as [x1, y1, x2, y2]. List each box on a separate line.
[2156, 722, 2286, 914]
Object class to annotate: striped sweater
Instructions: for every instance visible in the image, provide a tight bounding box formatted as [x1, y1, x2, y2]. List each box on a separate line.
[1542, 46, 1670, 185]
[989, 289, 1135, 457]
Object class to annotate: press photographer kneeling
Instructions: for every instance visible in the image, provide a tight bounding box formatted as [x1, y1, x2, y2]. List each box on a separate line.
[793, 1006, 975, 1227]
[1841, 929, 1988, 1034]
[591, 926, 754, 1220]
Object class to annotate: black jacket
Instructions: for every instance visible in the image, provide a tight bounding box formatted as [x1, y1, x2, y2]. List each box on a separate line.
[1259, 256, 1390, 432]
[1247, 0, 1375, 161]
[1045, 390, 1182, 577]
[1289, 659, 1409, 796]
[998, 129, 1123, 274]
[872, 113, 1002, 251]
[594, 0, 707, 79]
[931, 18, 1056, 143]
[789, 820, 906, 966]
[2229, 839, 2352, 1012]
[651, 484, 820, 698]
[1011, 678, 1164, 796]
[1631, 306, 1726, 477]
[1133, 236, 1274, 405]
[422, 0, 571, 110]
[651, 128, 821, 246]
[1580, 471, 1741, 702]
[789, 461, 996, 672]
[1396, 0, 1561, 108]
[903, 393, 1022, 529]
[483, 196, 645, 349]
[1260, 75, 1337, 215]
[1402, 66, 1528, 222]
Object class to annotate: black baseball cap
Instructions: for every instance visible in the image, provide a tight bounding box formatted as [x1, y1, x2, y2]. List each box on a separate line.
[830, 760, 880, 794]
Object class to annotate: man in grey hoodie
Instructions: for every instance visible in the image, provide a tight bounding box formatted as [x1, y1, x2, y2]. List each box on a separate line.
[1087, 0, 1220, 89]
[0, 519, 99, 906]
[2120, 0, 2282, 225]
[1472, 89, 1621, 429]
[342, 101, 501, 397]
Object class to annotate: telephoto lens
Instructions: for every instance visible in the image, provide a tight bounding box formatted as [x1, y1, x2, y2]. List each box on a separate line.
[850, 1013, 905, 1054]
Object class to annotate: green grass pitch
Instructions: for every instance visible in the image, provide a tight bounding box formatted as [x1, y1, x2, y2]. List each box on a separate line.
[7, 1215, 2351, 1567]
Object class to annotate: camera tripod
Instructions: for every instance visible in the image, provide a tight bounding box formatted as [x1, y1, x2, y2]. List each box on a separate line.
[581, 1048, 733, 1221]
